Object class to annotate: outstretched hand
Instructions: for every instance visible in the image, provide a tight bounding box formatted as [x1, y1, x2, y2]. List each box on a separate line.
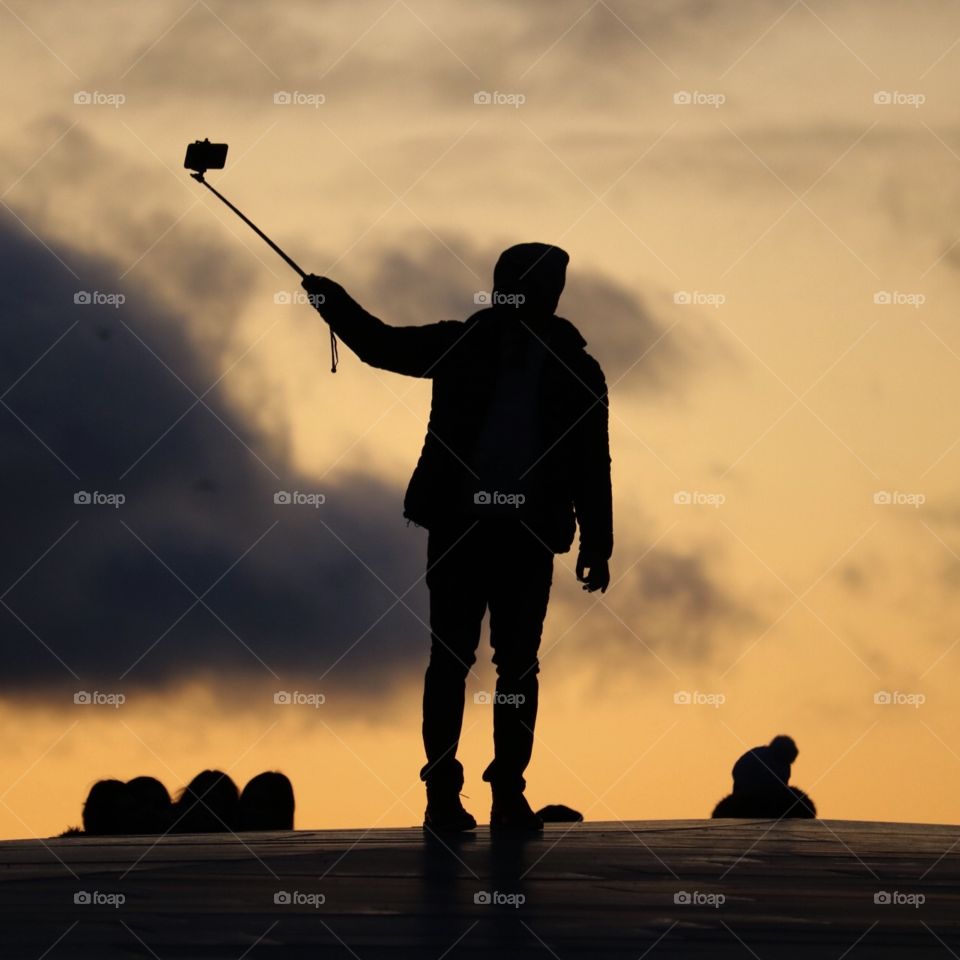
[301, 273, 343, 309]
[576, 551, 610, 593]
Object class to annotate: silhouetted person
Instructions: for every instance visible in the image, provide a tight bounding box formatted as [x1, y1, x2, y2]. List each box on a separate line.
[239, 771, 295, 830]
[733, 734, 797, 792]
[82, 779, 134, 835]
[172, 769, 239, 833]
[712, 735, 816, 819]
[303, 243, 612, 832]
[126, 776, 173, 833]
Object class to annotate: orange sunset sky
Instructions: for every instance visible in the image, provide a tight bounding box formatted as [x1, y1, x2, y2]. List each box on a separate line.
[2, 0, 960, 839]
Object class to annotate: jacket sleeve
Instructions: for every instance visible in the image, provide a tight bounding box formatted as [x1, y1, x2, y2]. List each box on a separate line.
[571, 355, 613, 560]
[315, 281, 463, 378]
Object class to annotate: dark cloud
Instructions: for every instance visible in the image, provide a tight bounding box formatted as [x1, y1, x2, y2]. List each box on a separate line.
[0, 212, 747, 704]
[565, 548, 756, 673]
[341, 231, 706, 395]
[0, 114, 747, 706]
[0, 212, 431, 703]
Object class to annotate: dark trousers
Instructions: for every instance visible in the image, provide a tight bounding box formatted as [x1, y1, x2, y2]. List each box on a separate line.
[419, 519, 554, 794]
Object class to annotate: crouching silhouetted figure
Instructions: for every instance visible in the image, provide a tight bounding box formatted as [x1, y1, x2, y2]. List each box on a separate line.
[239, 771, 295, 830]
[171, 769, 239, 833]
[711, 735, 816, 819]
[67, 770, 296, 836]
[82, 779, 135, 835]
[125, 776, 172, 832]
[79, 776, 173, 835]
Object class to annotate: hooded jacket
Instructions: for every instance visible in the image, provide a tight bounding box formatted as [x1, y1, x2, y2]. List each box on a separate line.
[315, 281, 613, 559]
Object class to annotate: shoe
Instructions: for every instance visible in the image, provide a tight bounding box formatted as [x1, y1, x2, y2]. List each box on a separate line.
[423, 788, 477, 833]
[489, 790, 543, 832]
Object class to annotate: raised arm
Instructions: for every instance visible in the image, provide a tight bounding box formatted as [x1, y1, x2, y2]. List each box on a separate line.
[302, 274, 461, 378]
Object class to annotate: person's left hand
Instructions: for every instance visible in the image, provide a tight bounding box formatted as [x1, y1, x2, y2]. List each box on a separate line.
[576, 551, 610, 593]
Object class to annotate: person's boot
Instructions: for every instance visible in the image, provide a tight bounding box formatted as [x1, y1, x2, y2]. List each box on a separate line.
[489, 785, 543, 832]
[423, 781, 477, 833]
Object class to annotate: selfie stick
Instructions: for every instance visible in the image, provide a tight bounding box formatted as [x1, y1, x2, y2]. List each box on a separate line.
[189, 170, 338, 373]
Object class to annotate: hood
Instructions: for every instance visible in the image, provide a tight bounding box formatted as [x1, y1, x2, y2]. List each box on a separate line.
[492, 242, 569, 316]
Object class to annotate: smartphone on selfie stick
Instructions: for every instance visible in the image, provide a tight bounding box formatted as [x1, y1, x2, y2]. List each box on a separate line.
[184, 139, 338, 372]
